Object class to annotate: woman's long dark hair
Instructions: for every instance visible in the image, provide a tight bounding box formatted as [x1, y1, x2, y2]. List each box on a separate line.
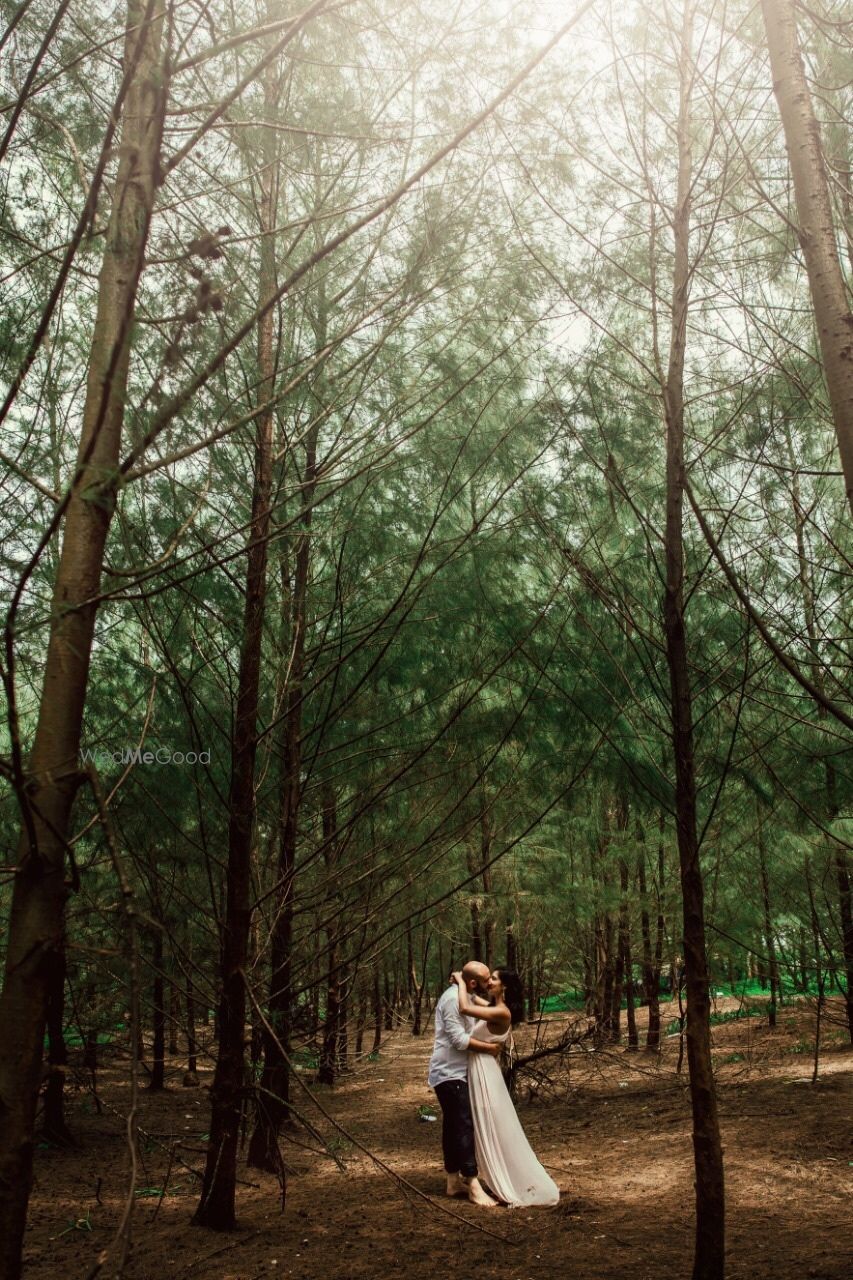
[496, 969, 524, 1025]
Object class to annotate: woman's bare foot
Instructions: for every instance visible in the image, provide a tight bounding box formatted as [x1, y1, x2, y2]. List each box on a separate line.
[461, 1176, 497, 1207]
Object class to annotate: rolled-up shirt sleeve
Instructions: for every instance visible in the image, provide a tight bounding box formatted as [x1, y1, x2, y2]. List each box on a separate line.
[443, 996, 472, 1052]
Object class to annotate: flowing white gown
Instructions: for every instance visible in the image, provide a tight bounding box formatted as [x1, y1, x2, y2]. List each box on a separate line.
[468, 1017, 560, 1207]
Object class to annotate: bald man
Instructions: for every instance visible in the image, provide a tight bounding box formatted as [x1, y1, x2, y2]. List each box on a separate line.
[427, 960, 500, 1206]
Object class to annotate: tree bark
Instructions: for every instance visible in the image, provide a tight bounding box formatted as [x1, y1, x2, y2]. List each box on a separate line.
[318, 786, 342, 1086]
[186, 967, 198, 1078]
[638, 843, 662, 1050]
[169, 979, 180, 1058]
[785, 437, 853, 1042]
[480, 791, 495, 966]
[193, 44, 278, 1221]
[505, 920, 518, 970]
[0, 5, 165, 1271]
[42, 939, 73, 1147]
[466, 842, 484, 963]
[372, 967, 383, 1053]
[660, 6, 725, 1274]
[832, 845, 853, 1043]
[760, 0, 853, 514]
[150, 926, 166, 1091]
[619, 858, 638, 1049]
[757, 816, 779, 1028]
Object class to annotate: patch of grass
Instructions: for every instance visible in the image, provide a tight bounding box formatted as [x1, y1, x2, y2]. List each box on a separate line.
[786, 1039, 813, 1055]
[709, 1005, 766, 1027]
[666, 1001, 776, 1038]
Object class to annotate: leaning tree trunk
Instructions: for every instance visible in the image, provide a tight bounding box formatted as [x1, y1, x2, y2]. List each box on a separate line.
[193, 53, 278, 1223]
[760, 0, 853, 515]
[660, 6, 725, 1277]
[0, 5, 165, 1273]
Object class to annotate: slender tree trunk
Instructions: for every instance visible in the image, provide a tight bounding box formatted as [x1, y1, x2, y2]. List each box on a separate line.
[805, 859, 825, 1083]
[797, 927, 808, 993]
[186, 968, 198, 1080]
[638, 844, 661, 1050]
[354, 980, 369, 1057]
[411, 929, 431, 1036]
[610, 912, 624, 1044]
[337, 966, 349, 1072]
[42, 940, 73, 1147]
[246, 537, 304, 1165]
[592, 807, 613, 1043]
[0, 6, 166, 1271]
[169, 980, 180, 1057]
[383, 970, 393, 1031]
[757, 817, 779, 1028]
[505, 920, 518, 970]
[150, 926, 166, 1091]
[480, 791, 495, 966]
[760, 0, 853, 514]
[832, 845, 853, 1043]
[620, 859, 638, 1050]
[249, 239, 327, 1164]
[596, 912, 615, 1045]
[785, 433, 853, 1041]
[655, 818, 667, 1001]
[526, 956, 539, 1022]
[318, 787, 341, 1086]
[660, 7, 724, 1274]
[466, 843, 484, 962]
[193, 46, 278, 1223]
[372, 967, 383, 1053]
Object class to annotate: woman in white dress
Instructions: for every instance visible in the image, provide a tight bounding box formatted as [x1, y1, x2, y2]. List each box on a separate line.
[451, 969, 559, 1208]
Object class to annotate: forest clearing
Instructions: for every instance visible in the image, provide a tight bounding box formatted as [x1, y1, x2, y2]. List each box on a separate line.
[1, 0, 852, 1277]
[19, 997, 853, 1280]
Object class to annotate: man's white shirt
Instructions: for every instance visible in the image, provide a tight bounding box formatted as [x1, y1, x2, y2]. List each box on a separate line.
[427, 984, 475, 1086]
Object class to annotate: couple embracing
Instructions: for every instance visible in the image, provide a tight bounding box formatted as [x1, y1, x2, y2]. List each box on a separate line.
[427, 962, 559, 1208]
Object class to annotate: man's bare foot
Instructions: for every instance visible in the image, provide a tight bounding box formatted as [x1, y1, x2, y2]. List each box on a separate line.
[445, 1173, 467, 1198]
[462, 1176, 497, 1207]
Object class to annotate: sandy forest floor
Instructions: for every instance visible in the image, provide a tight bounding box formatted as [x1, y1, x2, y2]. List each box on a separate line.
[22, 996, 852, 1280]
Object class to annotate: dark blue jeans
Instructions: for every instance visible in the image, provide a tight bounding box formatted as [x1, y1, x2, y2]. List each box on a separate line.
[434, 1078, 477, 1178]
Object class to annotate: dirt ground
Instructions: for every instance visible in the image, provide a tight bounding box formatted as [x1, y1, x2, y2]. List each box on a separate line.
[22, 996, 852, 1280]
